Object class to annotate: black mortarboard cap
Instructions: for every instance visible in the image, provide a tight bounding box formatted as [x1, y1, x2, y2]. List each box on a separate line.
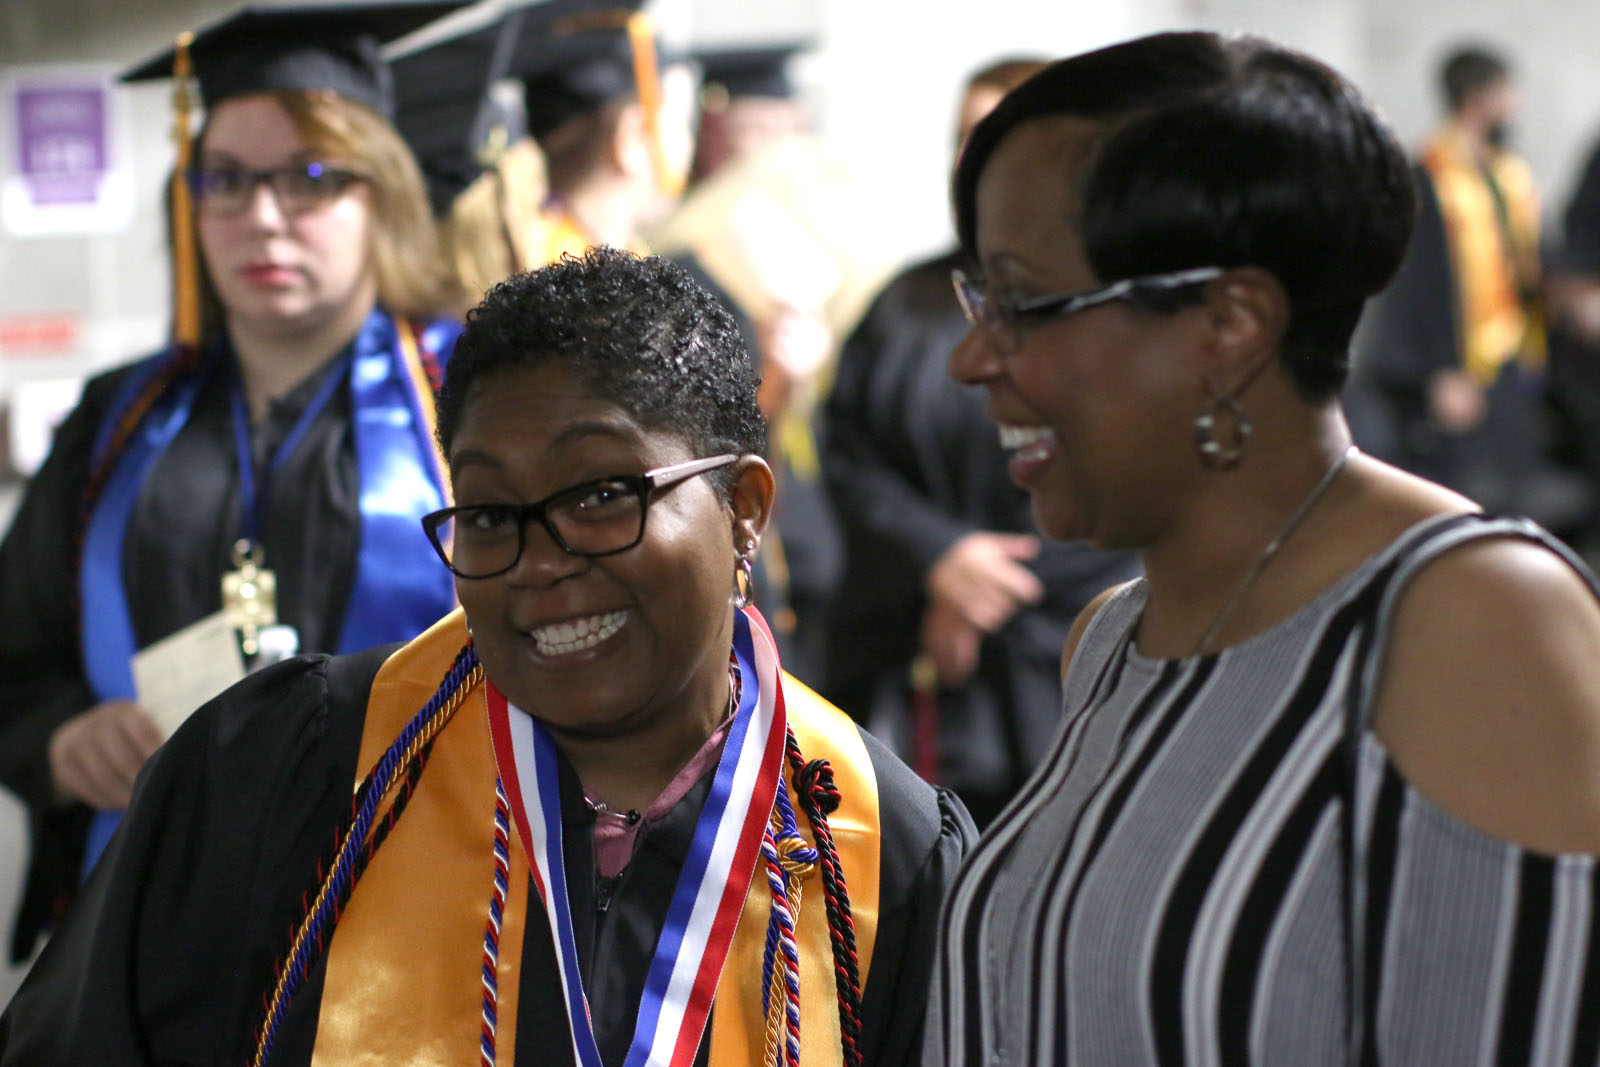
[696, 42, 808, 103]
[121, 3, 468, 118]
[511, 2, 687, 141]
[391, 6, 535, 214]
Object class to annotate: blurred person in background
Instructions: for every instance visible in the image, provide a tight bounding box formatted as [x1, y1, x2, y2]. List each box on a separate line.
[650, 41, 902, 686]
[517, 3, 698, 262]
[1359, 44, 1588, 532]
[1543, 128, 1600, 552]
[822, 57, 1138, 829]
[0, 2, 466, 966]
[391, 0, 700, 287]
[390, 1, 547, 310]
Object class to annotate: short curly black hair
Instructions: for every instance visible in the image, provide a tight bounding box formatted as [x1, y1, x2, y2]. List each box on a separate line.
[436, 247, 766, 499]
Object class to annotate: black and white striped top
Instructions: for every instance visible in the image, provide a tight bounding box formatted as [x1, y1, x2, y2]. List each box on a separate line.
[925, 513, 1600, 1066]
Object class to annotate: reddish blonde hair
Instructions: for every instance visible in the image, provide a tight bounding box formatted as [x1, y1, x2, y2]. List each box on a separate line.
[193, 90, 458, 340]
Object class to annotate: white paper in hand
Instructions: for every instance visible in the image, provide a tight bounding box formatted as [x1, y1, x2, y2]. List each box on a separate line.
[132, 611, 247, 739]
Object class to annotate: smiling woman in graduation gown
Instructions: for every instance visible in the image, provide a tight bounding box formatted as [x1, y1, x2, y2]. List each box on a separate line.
[0, 2, 468, 964]
[0, 247, 972, 1067]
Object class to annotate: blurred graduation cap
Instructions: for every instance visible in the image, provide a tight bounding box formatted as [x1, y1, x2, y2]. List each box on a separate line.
[389, 5, 536, 214]
[121, 2, 469, 119]
[696, 41, 810, 109]
[511, 1, 686, 142]
[118, 2, 465, 350]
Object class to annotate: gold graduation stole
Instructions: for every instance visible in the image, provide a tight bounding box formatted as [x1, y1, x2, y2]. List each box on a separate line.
[1422, 124, 1545, 385]
[310, 609, 881, 1066]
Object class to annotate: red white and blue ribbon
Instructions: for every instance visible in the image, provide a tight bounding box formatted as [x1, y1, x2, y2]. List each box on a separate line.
[485, 606, 787, 1067]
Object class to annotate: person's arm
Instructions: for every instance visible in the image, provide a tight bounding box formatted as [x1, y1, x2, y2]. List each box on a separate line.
[0, 650, 377, 1065]
[1058, 581, 1139, 686]
[0, 376, 111, 811]
[0, 369, 173, 961]
[826, 265, 1044, 685]
[1372, 536, 1600, 854]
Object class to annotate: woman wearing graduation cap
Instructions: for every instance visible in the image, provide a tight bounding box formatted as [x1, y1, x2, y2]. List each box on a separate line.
[0, 245, 972, 1067]
[0, 1, 467, 963]
[386, 2, 700, 308]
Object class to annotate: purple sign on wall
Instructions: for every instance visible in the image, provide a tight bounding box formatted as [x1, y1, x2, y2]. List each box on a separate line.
[15, 86, 107, 206]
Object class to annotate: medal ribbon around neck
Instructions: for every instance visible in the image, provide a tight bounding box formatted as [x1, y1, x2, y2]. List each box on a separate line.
[484, 607, 787, 1067]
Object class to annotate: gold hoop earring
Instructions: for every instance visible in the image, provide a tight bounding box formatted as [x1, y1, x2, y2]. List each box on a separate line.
[1194, 394, 1252, 470]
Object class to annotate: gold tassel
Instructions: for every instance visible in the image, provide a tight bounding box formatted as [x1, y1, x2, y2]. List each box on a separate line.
[624, 12, 678, 200]
[545, 10, 677, 201]
[169, 31, 201, 349]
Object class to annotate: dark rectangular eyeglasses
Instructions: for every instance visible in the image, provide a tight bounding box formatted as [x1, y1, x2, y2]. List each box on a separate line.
[189, 161, 362, 215]
[951, 266, 1223, 351]
[422, 454, 739, 579]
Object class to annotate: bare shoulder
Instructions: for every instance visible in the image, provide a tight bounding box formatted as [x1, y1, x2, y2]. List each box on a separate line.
[1061, 579, 1140, 684]
[1374, 532, 1600, 854]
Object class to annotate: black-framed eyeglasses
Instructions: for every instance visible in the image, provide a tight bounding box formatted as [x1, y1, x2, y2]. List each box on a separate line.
[422, 453, 740, 579]
[189, 161, 363, 215]
[951, 266, 1223, 351]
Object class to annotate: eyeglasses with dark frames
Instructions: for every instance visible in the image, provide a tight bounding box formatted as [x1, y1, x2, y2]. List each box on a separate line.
[189, 161, 363, 215]
[422, 454, 740, 579]
[951, 266, 1223, 350]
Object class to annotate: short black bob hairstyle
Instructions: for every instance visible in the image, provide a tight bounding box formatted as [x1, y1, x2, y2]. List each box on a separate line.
[436, 247, 766, 501]
[953, 32, 1415, 401]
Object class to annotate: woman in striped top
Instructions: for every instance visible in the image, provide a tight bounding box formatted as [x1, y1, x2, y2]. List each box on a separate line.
[926, 31, 1600, 1066]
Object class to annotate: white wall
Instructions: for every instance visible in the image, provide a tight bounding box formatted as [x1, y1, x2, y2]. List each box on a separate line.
[804, 0, 1151, 263]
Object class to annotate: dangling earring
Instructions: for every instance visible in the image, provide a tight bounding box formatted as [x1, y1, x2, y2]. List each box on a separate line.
[732, 549, 755, 609]
[1194, 393, 1252, 470]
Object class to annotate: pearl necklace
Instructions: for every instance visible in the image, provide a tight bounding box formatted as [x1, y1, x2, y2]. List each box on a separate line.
[1192, 444, 1357, 656]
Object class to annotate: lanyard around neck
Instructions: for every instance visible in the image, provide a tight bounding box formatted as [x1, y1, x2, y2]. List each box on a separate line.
[228, 356, 348, 547]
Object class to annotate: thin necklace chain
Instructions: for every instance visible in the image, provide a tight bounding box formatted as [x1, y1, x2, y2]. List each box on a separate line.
[1192, 444, 1358, 657]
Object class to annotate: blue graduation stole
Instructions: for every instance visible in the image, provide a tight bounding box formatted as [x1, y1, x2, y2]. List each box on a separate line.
[78, 308, 460, 869]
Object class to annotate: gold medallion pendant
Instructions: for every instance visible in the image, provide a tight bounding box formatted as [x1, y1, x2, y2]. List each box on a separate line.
[221, 538, 277, 657]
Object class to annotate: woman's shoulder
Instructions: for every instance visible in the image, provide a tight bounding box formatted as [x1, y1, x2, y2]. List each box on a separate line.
[780, 673, 977, 871]
[1060, 579, 1144, 680]
[1370, 512, 1600, 856]
[159, 644, 393, 785]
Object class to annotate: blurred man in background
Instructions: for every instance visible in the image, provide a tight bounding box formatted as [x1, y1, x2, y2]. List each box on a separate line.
[821, 58, 1139, 827]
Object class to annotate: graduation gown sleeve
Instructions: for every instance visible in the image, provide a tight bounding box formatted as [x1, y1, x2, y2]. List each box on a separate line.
[823, 253, 983, 576]
[1561, 138, 1600, 272]
[1360, 162, 1462, 392]
[0, 367, 128, 961]
[0, 647, 385, 1066]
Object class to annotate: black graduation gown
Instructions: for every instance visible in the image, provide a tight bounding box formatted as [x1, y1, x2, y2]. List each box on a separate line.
[820, 251, 1139, 826]
[0, 350, 367, 962]
[1546, 137, 1600, 512]
[1355, 162, 1547, 515]
[0, 648, 974, 1066]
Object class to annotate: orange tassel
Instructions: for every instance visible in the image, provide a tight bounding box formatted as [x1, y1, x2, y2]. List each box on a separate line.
[623, 12, 676, 200]
[169, 30, 201, 349]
